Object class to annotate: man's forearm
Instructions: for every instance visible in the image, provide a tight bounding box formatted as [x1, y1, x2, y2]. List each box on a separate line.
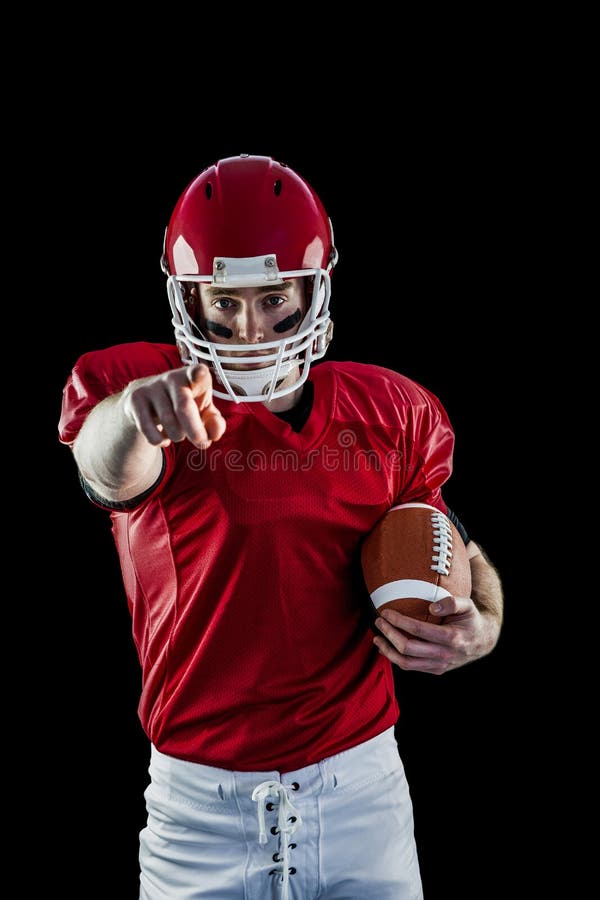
[467, 542, 504, 651]
[73, 391, 162, 502]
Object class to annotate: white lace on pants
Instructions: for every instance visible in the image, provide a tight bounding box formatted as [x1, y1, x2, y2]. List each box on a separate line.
[252, 780, 302, 900]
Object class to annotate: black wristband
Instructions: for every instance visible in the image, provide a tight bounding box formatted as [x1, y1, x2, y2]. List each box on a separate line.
[445, 506, 470, 545]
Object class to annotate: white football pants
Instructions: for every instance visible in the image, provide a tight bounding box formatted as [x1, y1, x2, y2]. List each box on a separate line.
[139, 726, 423, 899]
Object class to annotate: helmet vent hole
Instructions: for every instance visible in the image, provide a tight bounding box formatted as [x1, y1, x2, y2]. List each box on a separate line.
[273, 179, 282, 196]
[205, 183, 213, 199]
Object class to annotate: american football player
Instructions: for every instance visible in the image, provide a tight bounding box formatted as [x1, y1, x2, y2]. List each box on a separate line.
[59, 154, 503, 900]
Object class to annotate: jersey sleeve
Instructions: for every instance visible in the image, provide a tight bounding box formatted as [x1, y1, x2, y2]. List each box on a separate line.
[59, 354, 115, 447]
[395, 382, 455, 514]
[58, 342, 179, 447]
[58, 342, 179, 510]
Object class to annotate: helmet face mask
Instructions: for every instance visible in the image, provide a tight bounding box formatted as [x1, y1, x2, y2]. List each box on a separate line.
[162, 155, 337, 403]
[167, 268, 332, 402]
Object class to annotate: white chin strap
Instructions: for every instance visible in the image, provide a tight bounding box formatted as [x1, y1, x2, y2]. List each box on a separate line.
[216, 359, 298, 399]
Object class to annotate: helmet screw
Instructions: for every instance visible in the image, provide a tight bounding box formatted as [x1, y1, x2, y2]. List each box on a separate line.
[265, 257, 275, 267]
[215, 260, 225, 270]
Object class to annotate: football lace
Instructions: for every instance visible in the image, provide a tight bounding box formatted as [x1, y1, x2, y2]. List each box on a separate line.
[430, 512, 453, 576]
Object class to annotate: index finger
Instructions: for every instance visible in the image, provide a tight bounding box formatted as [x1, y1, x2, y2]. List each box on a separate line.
[174, 365, 226, 447]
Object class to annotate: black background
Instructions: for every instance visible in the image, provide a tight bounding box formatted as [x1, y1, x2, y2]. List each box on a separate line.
[40, 96, 535, 898]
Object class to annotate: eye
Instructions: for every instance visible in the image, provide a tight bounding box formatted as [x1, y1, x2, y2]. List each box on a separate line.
[213, 297, 235, 310]
[265, 295, 286, 308]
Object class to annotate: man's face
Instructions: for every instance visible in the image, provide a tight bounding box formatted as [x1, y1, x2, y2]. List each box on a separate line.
[195, 279, 307, 370]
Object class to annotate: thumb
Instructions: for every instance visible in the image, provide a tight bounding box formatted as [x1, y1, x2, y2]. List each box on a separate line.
[185, 363, 213, 397]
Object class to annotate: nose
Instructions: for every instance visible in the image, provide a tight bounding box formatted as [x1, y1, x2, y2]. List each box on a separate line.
[237, 306, 264, 343]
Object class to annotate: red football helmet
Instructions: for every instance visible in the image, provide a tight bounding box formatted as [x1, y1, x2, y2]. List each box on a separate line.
[161, 154, 338, 402]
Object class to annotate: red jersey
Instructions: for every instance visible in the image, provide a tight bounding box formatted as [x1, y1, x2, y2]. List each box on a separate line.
[59, 342, 455, 771]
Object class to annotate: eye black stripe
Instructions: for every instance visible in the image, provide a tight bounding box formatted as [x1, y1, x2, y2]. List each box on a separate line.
[273, 309, 301, 333]
[205, 320, 233, 338]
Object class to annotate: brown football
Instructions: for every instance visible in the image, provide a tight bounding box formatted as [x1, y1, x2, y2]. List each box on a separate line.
[361, 503, 471, 623]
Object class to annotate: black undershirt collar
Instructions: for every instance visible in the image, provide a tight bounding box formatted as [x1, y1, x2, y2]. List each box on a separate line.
[273, 380, 314, 433]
